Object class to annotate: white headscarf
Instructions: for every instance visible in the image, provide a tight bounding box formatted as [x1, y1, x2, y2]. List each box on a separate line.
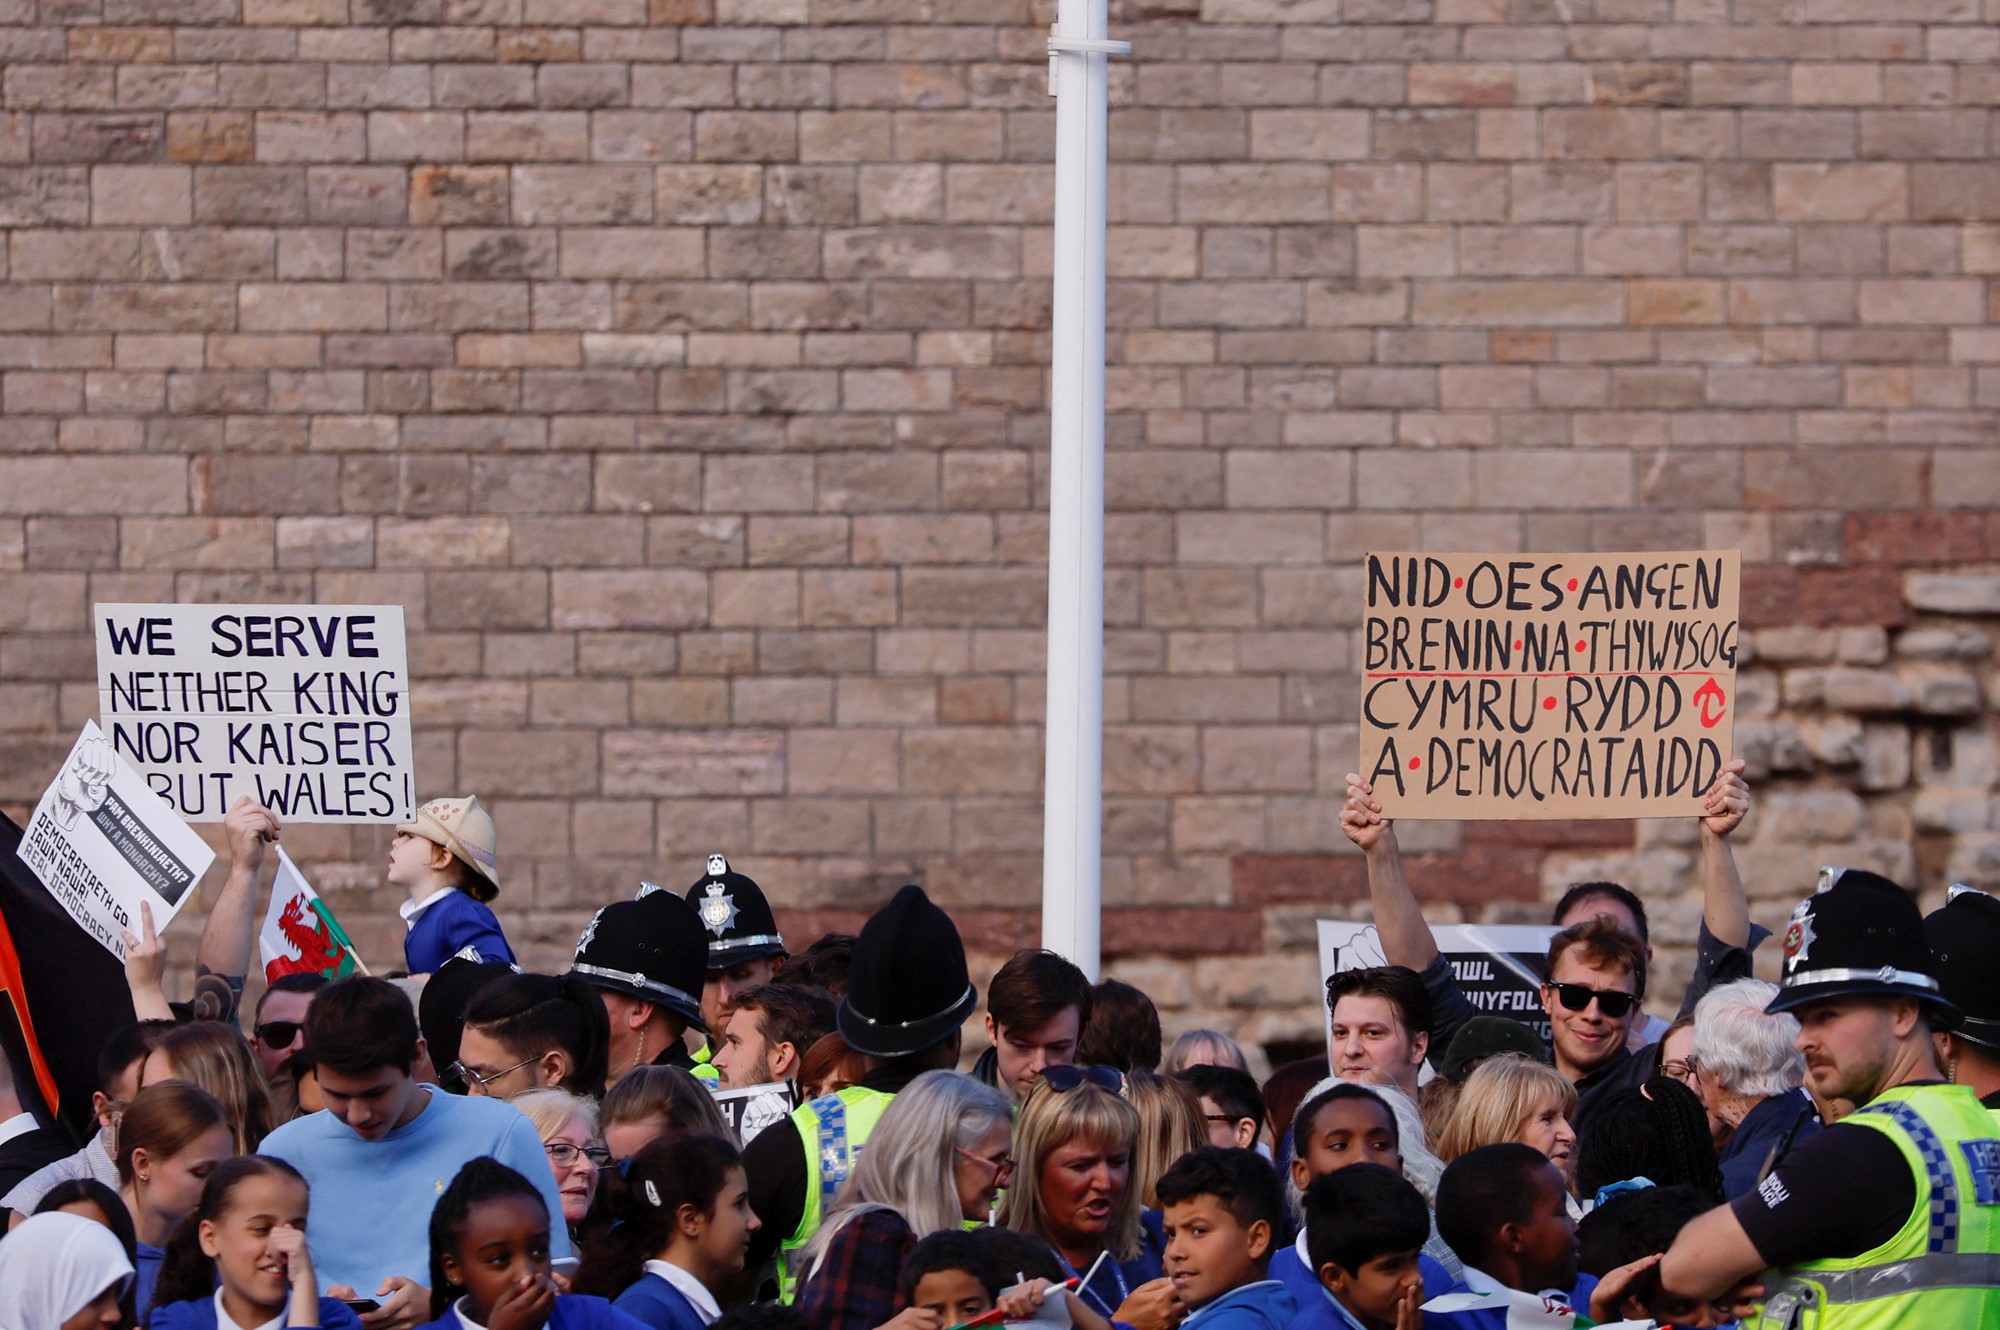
[0, 1211, 134, 1330]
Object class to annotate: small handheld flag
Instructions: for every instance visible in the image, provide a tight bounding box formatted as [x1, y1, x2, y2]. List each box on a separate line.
[259, 846, 366, 982]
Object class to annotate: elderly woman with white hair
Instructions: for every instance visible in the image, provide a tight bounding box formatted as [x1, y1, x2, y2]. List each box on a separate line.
[1691, 977, 1821, 1199]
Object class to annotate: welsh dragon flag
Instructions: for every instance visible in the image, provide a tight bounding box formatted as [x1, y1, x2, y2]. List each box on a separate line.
[1424, 1289, 1651, 1329]
[259, 846, 364, 983]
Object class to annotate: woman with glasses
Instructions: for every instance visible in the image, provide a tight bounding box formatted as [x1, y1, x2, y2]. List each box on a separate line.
[513, 1088, 610, 1242]
[795, 1071, 1012, 1330]
[997, 1067, 1180, 1330]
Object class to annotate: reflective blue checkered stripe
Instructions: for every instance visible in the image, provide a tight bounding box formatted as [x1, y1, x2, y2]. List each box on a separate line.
[815, 1092, 851, 1212]
[1858, 1099, 1959, 1254]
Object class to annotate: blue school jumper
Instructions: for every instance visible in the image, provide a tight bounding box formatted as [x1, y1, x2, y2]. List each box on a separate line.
[611, 1274, 709, 1330]
[150, 1294, 365, 1330]
[1421, 1272, 1599, 1330]
[417, 1294, 652, 1330]
[404, 888, 515, 974]
[1180, 1281, 1296, 1330]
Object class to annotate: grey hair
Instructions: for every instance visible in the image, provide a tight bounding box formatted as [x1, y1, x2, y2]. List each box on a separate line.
[509, 1087, 599, 1143]
[803, 1070, 1011, 1278]
[1693, 978, 1804, 1101]
[1161, 1029, 1248, 1074]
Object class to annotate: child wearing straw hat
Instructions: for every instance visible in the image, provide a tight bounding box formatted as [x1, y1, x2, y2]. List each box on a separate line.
[394, 796, 515, 976]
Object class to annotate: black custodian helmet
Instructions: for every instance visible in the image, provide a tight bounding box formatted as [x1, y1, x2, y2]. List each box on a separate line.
[683, 853, 787, 971]
[836, 884, 975, 1059]
[569, 886, 709, 1031]
[1767, 867, 1961, 1030]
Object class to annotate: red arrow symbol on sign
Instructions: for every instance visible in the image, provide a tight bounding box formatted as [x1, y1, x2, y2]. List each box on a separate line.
[1693, 676, 1727, 728]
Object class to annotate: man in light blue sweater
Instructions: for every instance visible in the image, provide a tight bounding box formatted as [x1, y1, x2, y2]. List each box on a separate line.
[260, 976, 568, 1330]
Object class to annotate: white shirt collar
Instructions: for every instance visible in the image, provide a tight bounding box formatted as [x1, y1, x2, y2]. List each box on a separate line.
[213, 1288, 286, 1330]
[1459, 1265, 1568, 1305]
[453, 1298, 489, 1330]
[1294, 1229, 1311, 1265]
[645, 1259, 722, 1324]
[0, 1112, 37, 1149]
[400, 886, 456, 927]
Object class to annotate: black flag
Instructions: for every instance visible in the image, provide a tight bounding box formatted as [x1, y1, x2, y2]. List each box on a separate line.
[0, 808, 137, 1145]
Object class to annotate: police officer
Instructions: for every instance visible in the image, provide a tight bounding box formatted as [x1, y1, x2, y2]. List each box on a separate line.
[741, 884, 975, 1301]
[568, 886, 711, 1076]
[1661, 868, 2000, 1328]
[1925, 886, 2000, 1113]
[683, 854, 790, 1084]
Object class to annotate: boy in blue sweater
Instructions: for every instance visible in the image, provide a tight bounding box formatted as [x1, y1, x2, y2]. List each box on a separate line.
[260, 977, 566, 1330]
[1288, 1165, 1428, 1330]
[1430, 1146, 1598, 1330]
[1155, 1148, 1296, 1330]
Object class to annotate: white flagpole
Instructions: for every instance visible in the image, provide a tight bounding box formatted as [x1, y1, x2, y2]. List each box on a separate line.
[1040, 5, 1125, 981]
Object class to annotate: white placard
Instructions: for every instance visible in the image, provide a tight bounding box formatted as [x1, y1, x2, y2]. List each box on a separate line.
[17, 721, 218, 960]
[94, 603, 414, 823]
[1318, 918, 1558, 1056]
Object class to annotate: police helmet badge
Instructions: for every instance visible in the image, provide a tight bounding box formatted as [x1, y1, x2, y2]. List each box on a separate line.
[698, 853, 739, 937]
[1782, 897, 1817, 972]
[576, 907, 604, 957]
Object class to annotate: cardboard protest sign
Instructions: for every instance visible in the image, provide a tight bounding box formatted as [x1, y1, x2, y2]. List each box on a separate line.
[1319, 919, 1556, 1050]
[712, 1080, 799, 1146]
[16, 721, 218, 961]
[95, 604, 414, 824]
[1359, 551, 1739, 819]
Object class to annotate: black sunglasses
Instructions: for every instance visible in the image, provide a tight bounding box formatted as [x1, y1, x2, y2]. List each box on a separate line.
[1042, 1064, 1125, 1094]
[255, 1020, 303, 1051]
[1547, 982, 1637, 1019]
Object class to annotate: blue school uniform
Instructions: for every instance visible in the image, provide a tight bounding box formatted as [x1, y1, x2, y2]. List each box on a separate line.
[611, 1274, 709, 1330]
[1182, 1281, 1295, 1330]
[135, 1242, 166, 1323]
[1269, 1236, 1452, 1312]
[150, 1292, 364, 1330]
[1063, 1209, 1168, 1322]
[1422, 1271, 1599, 1330]
[417, 1294, 651, 1330]
[402, 888, 515, 974]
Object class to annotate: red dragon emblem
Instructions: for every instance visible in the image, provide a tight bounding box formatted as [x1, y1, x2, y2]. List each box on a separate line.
[269, 895, 344, 980]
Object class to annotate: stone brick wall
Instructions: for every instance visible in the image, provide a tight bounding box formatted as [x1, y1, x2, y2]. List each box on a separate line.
[2, 0, 1997, 1061]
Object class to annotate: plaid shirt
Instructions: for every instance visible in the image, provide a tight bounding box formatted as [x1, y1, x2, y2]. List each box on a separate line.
[798, 1209, 916, 1330]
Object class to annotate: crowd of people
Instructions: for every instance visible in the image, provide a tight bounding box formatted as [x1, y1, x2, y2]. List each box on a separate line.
[2, 763, 1998, 1330]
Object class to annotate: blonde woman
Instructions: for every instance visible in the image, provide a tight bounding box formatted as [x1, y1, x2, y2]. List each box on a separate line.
[139, 1021, 274, 1154]
[512, 1087, 607, 1240]
[1122, 1070, 1204, 1209]
[1433, 1053, 1578, 1184]
[997, 1069, 1179, 1330]
[796, 1070, 1012, 1330]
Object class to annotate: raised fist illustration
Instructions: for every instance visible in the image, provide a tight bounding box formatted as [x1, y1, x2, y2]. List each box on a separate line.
[54, 735, 117, 829]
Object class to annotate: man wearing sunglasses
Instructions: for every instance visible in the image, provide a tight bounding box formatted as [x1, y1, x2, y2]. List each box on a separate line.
[252, 972, 329, 1122]
[1538, 919, 1653, 1132]
[1338, 761, 1755, 1109]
